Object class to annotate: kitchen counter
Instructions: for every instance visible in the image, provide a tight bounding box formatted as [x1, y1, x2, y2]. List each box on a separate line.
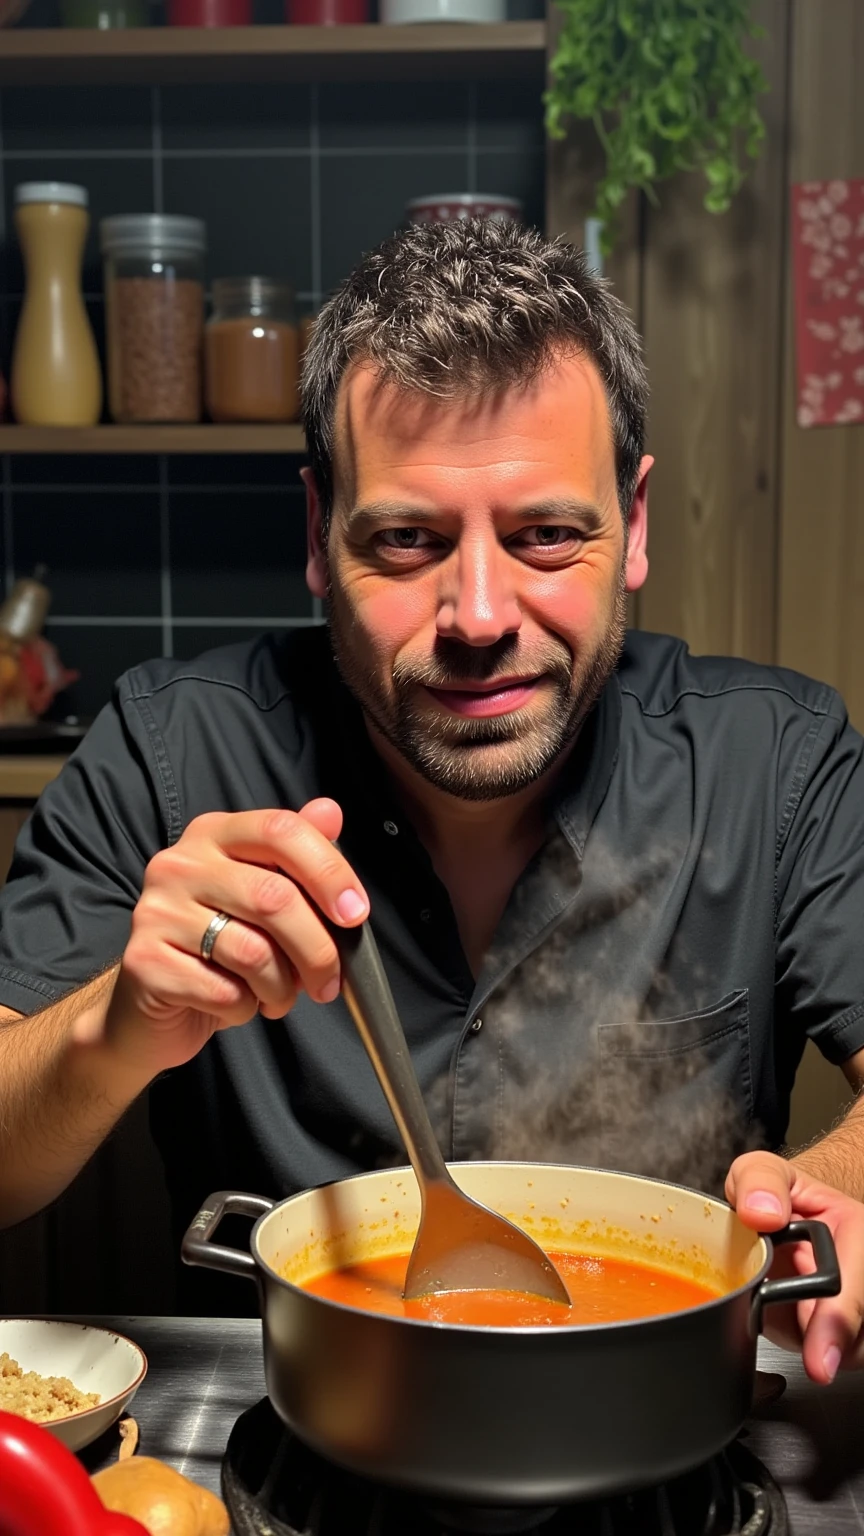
[0, 754, 66, 799]
[73, 1317, 864, 1529]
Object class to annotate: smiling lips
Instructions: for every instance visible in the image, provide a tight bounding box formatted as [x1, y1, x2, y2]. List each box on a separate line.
[423, 678, 542, 719]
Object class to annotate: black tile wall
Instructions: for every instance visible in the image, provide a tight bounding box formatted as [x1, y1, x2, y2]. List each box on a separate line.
[15, 491, 163, 614]
[2, 84, 153, 153]
[171, 623, 289, 662]
[162, 155, 314, 292]
[169, 488, 310, 617]
[161, 82, 312, 152]
[167, 453, 303, 487]
[0, 63, 546, 718]
[10, 454, 160, 487]
[317, 80, 469, 150]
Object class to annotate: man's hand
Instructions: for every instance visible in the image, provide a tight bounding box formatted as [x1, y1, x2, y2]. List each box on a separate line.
[79, 798, 368, 1076]
[726, 1150, 864, 1384]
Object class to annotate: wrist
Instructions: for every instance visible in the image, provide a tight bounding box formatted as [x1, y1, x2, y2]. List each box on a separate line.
[87, 967, 178, 1084]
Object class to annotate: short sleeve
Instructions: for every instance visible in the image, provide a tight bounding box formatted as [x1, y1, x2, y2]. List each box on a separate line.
[775, 698, 864, 1064]
[0, 695, 166, 1015]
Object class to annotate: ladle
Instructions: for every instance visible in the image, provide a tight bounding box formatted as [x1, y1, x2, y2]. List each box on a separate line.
[333, 920, 571, 1305]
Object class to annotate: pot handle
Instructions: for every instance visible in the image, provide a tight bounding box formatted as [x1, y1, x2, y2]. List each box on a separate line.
[181, 1189, 275, 1280]
[751, 1219, 841, 1335]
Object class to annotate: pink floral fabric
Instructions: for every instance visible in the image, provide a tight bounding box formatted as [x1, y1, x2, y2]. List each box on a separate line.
[792, 178, 864, 427]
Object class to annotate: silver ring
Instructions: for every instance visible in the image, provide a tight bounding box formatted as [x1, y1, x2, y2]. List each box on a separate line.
[200, 910, 232, 962]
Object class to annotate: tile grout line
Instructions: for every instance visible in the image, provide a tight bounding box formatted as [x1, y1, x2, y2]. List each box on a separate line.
[0, 84, 6, 253]
[47, 614, 324, 627]
[158, 455, 173, 656]
[467, 82, 478, 195]
[10, 290, 321, 303]
[3, 144, 523, 162]
[309, 84, 322, 309]
[2, 455, 13, 597]
[152, 85, 164, 214]
[11, 484, 308, 495]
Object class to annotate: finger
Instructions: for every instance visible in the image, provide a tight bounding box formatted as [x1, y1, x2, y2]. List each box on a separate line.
[798, 1206, 864, 1384]
[725, 1151, 795, 1230]
[123, 940, 262, 1029]
[151, 869, 341, 1004]
[196, 910, 300, 1018]
[189, 809, 369, 928]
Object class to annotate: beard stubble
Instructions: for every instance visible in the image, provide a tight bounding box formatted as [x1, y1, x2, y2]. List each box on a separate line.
[328, 566, 628, 802]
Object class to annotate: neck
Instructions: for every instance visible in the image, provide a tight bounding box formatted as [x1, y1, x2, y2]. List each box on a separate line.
[365, 723, 572, 861]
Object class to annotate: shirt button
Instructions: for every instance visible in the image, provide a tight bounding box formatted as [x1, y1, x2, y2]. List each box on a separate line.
[470, 1017, 483, 1033]
[419, 908, 432, 923]
[383, 820, 399, 836]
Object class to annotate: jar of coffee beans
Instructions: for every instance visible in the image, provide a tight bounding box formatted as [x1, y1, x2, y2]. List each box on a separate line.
[100, 214, 206, 423]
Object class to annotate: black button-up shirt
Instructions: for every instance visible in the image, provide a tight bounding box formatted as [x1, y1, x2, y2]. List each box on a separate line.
[1, 627, 863, 1302]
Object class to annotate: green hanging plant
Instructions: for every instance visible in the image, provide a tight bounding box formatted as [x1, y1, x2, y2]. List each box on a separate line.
[545, 0, 768, 255]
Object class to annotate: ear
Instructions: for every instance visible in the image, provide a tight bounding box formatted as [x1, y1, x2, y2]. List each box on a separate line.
[302, 466, 328, 600]
[624, 455, 652, 594]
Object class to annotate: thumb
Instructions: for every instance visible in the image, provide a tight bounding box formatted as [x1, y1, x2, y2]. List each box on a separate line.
[725, 1152, 794, 1231]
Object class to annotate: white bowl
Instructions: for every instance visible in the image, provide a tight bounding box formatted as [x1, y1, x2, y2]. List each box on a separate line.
[0, 1319, 147, 1452]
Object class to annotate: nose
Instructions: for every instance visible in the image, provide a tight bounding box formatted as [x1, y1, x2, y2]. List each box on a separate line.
[436, 533, 522, 647]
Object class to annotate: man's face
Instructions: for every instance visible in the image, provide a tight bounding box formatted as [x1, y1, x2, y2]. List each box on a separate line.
[306, 352, 650, 802]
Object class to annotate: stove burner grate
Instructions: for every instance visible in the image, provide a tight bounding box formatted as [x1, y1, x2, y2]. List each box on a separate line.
[222, 1399, 787, 1536]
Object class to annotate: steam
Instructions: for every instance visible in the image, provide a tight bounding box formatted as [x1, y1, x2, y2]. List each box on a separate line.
[436, 833, 765, 1197]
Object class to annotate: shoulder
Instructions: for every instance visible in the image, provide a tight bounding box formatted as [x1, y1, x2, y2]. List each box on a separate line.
[618, 630, 843, 726]
[117, 626, 332, 718]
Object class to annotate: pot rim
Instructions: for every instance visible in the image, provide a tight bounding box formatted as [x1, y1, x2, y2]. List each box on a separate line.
[249, 1161, 773, 1336]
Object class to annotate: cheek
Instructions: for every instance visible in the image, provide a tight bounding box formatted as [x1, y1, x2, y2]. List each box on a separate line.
[341, 573, 436, 661]
[525, 565, 617, 642]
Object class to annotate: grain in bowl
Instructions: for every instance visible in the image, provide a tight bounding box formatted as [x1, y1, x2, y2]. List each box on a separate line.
[0, 1350, 100, 1422]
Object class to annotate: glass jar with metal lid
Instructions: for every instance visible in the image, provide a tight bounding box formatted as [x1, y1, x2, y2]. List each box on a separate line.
[205, 276, 299, 424]
[100, 213, 206, 423]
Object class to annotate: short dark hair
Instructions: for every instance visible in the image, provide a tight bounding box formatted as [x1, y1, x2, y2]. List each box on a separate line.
[302, 218, 648, 529]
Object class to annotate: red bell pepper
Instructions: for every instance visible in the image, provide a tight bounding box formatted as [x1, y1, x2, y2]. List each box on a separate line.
[0, 1409, 148, 1536]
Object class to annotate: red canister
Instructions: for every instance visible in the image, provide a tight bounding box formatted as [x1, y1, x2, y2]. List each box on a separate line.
[168, 0, 250, 23]
[286, 0, 367, 21]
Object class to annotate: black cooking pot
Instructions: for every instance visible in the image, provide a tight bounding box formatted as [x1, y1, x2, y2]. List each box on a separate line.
[182, 1162, 838, 1504]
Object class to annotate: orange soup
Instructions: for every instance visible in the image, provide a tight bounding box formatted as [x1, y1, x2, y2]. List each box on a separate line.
[301, 1251, 720, 1327]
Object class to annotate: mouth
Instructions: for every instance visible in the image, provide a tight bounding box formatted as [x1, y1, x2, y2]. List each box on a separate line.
[422, 677, 543, 719]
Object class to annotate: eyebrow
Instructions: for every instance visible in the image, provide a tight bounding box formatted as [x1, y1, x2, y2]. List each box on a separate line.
[346, 497, 607, 535]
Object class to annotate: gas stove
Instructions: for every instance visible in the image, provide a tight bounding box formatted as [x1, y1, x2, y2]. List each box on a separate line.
[81, 1319, 864, 1536]
[221, 1383, 790, 1536]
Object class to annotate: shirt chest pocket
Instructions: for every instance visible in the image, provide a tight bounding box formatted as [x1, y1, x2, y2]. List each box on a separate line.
[597, 989, 754, 1195]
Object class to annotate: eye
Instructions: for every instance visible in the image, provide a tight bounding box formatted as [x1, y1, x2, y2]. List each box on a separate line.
[515, 526, 584, 549]
[377, 528, 438, 551]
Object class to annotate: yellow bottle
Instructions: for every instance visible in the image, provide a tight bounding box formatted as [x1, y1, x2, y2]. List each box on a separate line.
[11, 182, 102, 427]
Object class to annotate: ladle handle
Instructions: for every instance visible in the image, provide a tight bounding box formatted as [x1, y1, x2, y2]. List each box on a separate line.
[333, 921, 450, 1187]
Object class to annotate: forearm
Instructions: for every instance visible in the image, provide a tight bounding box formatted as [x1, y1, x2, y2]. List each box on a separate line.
[0, 967, 155, 1227]
[787, 1094, 864, 1201]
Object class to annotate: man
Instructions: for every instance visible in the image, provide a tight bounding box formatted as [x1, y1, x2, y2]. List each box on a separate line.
[0, 218, 863, 1381]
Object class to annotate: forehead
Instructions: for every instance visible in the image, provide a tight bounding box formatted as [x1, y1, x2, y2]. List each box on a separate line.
[331, 351, 617, 509]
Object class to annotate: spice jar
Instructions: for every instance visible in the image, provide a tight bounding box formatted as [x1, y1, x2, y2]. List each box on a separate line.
[100, 214, 206, 424]
[11, 182, 102, 427]
[205, 277, 300, 424]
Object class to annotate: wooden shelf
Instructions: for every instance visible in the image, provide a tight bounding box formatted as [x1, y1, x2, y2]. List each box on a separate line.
[0, 22, 546, 84]
[0, 424, 306, 454]
[0, 756, 66, 798]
